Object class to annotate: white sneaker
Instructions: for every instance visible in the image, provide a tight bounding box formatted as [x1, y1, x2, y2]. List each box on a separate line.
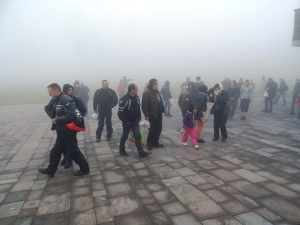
[182, 142, 188, 146]
[194, 145, 199, 149]
[180, 128, 185, 133]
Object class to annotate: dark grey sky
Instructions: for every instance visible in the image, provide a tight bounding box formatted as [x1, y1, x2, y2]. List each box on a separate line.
[0, 0, 299, 92]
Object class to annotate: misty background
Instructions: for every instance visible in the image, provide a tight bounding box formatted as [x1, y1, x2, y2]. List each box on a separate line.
[0, 0, 299, 105]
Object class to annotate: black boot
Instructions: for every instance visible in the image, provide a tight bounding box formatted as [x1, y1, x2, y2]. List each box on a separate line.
[38, 168, 55, 177]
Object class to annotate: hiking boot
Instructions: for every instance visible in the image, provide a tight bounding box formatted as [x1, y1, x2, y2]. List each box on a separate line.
[60, 158, 66, 166]
[212, 138, 219, 141]
[74, 169, 90, 176]
[96, 138, 101, 142]
[38, 168, 55, 177]
[139, 151, 152, 158]
[64, 161, 72, 169]
[119, 151, 129, 156]
[153, 143, 163, 148]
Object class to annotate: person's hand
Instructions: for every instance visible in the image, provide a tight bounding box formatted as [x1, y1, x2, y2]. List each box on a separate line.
[52, 117, 57, 124]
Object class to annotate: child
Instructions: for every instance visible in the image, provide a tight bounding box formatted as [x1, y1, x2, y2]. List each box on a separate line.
[182, 104, 200, 149]
[178, 87, 193, 133]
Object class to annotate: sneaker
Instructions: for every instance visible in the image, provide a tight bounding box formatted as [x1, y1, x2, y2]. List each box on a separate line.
[194, 145, 199, 149]
[38, 168, 55, 177]
[180, 128, 185, 133]
[182, 142, 188, 146]
[119, 151, 129, 156]
[64, 161, 72, 169]
[74, 169, 89, 176]
[197, 139, 205, 143]
[96, 138, 101, 142]
[60, 158, 66, 166]
[139, 151, 152, 158]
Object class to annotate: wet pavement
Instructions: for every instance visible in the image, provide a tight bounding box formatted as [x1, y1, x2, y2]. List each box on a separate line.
[0, 97, 300, 225]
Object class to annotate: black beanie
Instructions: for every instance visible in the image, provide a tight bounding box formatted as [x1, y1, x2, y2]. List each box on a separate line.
[63, 84, 74, 95]
[199, 85, 208, 93]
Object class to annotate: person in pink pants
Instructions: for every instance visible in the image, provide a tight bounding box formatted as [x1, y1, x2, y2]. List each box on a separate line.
[182, 104, 200, 149]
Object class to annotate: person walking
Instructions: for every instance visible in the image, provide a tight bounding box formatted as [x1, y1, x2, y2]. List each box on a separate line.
[118, 84, 152, 158]
[178, 87, 193, 133]
[208, 83, 229, 141]
[274, 78, 288, 105]
[78, 82, 90, 114]
[160, 80, 173, 117]
[182, 104, 200, 149]
[194, 85, 208, 143]
[240, 79, 253, 120]
[39, 83, 89, 177]
[142, 78, 164, 150]
[60, 84, 87, 169]
[227, 80, 240, 119]
[93, 80, 118, 142]
[262, 78, 277, 113]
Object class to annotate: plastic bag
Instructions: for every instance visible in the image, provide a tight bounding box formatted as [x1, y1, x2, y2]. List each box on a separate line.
[263, 90, 269, 97]
[91, 113, 98, 120]
[129, 125, 146, 146]
[169, 98, 174, 106]
[139, 120, 151, 128]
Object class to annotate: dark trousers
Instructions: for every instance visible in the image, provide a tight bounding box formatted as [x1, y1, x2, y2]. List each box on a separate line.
[96, 110, 113, 139]
[119, 121, 143, 153]
[48, 130, 88, 173]
[240, 99, 251, 112]
[164, 99, 171, 114]
[275, 91, 286, 104]
[147, 116, 163, 146]
[213, 111, 228, 139]
[228, 99, 238, 118]
[264, 95, 274, 111]
[62, 143, 81, 163]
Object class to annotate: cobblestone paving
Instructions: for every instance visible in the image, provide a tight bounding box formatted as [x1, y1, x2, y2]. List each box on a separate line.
[0, 98, 300, 225]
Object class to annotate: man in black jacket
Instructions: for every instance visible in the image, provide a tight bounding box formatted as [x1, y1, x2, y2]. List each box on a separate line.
[262, 78, 277, 113]
[39, 83, 89, 177]
[59, 84, 87, 169]
[118, 84, 152, 158]
[93, 80, 118, 142]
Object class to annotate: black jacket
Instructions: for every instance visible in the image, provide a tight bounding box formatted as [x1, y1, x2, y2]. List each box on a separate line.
[228, 86, 240, 99]
[93, 88, 118, 112]
[72, 96, 87, 117]
[160, 85, 172, 100]
[178, 92, 193, 113]
[195, 92, 207, 117]
[265, 81, 277, 96]
[278, 81, 288, 92]
[45, 92, 76, 131]
[207, 88, 229, 115]
[118, 94, 141, 123]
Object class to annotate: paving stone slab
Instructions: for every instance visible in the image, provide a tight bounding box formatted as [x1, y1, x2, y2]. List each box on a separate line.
[152, 189, 178, 204]
[149, 211, 172, 225]
[69, 210, 96, 225]
[110, 196, 143, 216]
[0, 201, 24, 219]
[95, 205, 114, 224]
[203, 189, 232, 203]
[114, 210, 152, 225]
[106, 182, 135, 198]
[161, 201, 189, 216]
[235, 212, 273, 225]
[170, 212, 202, 225]
[253, 207, 282, 223]
[229, 180, 272, 199]
[260, 182, 299, 199]
[232, 169, 267, 183]
[36, 192, 70, 216]
[201, 215, 242, 225]
[150, 165, 179, 179]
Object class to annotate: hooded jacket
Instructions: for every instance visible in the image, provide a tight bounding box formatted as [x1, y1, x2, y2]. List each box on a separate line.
[183, 104, 200, 128]
[63, 84, 87, 116]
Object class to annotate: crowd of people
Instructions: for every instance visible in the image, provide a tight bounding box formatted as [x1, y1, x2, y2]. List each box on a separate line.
[38, 76, 300, 178]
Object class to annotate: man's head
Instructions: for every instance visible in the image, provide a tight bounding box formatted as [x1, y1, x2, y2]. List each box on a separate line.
[128, 83, 138, 96]
[268, 77, 273, 83]
[186, 77, 190, 82]
[181, 87, 187, 94]
[102, 80, 109, 89]
[280, 78, 284, 82]
[47, 83, 62, 98]
[244, 79, 249, 86]
[63, 84, 74, 96]
[239, 78, 243, 83]
[231, 80, 236, 87]
[149, 79, 158, 90]
[196, 76, 201, 81]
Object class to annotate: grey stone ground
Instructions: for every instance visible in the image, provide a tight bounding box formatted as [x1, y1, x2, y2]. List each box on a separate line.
[0, 97, 300, 225]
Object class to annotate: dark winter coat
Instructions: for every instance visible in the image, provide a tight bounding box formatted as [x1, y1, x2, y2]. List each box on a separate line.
[142, 87, 164, 118]
[178, 92, 193, 113]
[63, 84, 87, 117]
[160, 84, 172, 100]
[278, 81, 289, 92]
[93, 88, 118, 112]
[265, 81, 277, 96]
[228, 86, 241, 99]
[194, 92, 207, 117]
[118, 94, 141, 123]
[44, 92, 76, 131]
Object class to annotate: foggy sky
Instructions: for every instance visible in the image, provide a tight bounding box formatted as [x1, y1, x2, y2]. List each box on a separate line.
[0, 0, 300, 103]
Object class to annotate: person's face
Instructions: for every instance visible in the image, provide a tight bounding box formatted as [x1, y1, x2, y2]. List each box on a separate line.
[239, 79, 243, 83]
[133, 85, 138, 94]
[67, 87, 73, 96]
[182, 88, 187, 94]
[244, 81, 249, 86]
[193, 108, 197, 114]
[231, 81, 234, 87]
[153, 82, 158, 90]
[102, 81, 109, 89]
[47, 88, 60, 98]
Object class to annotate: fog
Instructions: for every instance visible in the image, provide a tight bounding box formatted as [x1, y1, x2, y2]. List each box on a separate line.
[0, 0, 299, 105]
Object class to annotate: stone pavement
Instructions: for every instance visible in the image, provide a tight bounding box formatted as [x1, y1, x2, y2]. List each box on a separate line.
[0, 97, 300, 225]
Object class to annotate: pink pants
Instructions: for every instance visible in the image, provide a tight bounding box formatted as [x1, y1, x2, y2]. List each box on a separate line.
[182, 126, 198, 146]
[195, 120, 204, 140]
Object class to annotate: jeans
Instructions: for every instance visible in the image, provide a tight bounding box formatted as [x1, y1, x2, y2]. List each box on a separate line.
[48, 130, 88, 173]
[213, 110, 228, 139]
[164, 99, 171, 114]
[96, 110, 113, 139]
[275, 91, 286, 104]
[119, 121, 143, 153]
[240, 99, 251, 112]
[147, 116, 163, 146]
